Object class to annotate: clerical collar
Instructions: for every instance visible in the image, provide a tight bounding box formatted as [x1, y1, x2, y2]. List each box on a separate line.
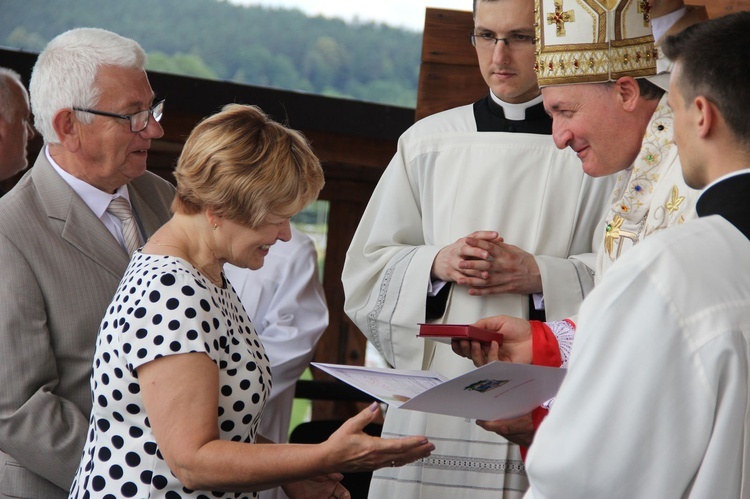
[651, 7, 686, 42]
[488, 92, 544, 121]
[700, 168, 750, 193]
[475, 93, 550, 134]
[696, 170, 750, 239]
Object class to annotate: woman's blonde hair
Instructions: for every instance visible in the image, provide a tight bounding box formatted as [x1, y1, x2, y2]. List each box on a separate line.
[172, 104, 324, 228]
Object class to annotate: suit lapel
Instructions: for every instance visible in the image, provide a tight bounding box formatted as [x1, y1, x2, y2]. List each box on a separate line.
[31, 154, 130, 279]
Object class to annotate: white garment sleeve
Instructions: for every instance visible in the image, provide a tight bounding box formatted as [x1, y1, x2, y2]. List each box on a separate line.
[342, 130, 442, 369]
[534, 173, 612, 320]
[525, 240, 731, 499]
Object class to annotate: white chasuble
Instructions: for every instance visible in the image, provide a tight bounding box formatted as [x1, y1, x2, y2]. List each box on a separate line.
[525, 215, 750, 498]
[595, 95, 700, 281]
[343, 103, 613, 498]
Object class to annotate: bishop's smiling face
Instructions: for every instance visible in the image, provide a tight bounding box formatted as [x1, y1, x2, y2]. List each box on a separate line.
[542, 82, 645, 178]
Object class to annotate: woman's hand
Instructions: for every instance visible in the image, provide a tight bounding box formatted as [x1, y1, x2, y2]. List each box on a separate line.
[322, 403, 434, 473]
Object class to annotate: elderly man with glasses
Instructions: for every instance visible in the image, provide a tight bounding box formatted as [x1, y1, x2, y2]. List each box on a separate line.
[342, 0, 614, 497]
[0, 28, 174, 497]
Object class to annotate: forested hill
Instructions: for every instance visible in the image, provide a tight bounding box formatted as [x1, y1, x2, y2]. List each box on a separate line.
[0, 0, 423, 107]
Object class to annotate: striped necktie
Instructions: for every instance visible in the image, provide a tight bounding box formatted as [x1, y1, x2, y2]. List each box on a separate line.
[107, 197, 141, 256]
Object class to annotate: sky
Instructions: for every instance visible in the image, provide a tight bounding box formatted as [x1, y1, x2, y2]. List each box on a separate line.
[226, 0, 471, 31]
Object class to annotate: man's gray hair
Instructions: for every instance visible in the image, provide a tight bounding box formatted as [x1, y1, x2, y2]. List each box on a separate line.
[29, 28, 146, 144]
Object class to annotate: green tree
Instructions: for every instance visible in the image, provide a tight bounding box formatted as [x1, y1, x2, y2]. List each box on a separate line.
[147, 51, 218, 80]
[0, 0, 423, 107]
[4, 27, 47, 52]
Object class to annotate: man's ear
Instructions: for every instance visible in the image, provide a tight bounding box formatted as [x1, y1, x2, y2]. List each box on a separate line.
[693, 96, 715, 139]
[51, 109, 81, 152]
[616, 76, 640, 112]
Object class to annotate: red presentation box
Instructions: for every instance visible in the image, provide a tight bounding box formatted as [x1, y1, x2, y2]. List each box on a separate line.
[418, 324, 503, 345]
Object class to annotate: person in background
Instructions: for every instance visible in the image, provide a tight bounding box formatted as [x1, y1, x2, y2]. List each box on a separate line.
[651, 0, 708, 49]
[69, 103, 434, 499]
[454, 0, 707, 450]
[224, 225, 329, 499]
[0, 67, 35, 195]
[643, 0, 709, 92]
[342, 0, 613, 496]
[523, 11, 750, 497]
[0, 28, 174, 497]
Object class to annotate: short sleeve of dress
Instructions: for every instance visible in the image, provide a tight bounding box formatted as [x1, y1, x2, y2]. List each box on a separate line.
[112, 254, 227, 374]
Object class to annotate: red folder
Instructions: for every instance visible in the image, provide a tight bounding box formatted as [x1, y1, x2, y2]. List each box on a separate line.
[418, 323, 503, 345]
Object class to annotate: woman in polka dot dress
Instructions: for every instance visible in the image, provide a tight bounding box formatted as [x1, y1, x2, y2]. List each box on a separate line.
[68, 104, 435, 499]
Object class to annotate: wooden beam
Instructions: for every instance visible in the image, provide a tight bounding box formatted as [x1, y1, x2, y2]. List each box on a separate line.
[416, 8, 486, 121]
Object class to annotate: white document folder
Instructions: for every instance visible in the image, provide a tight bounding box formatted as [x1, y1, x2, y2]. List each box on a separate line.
[312, 361, 566, 420]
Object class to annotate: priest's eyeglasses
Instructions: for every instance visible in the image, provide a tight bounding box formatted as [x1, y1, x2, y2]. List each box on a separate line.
[73, 99, 165, 133]
[469, 32, 536, 50]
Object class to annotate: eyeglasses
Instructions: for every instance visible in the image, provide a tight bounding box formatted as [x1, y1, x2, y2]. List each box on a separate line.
[73, 99, 165, 133]
[469, 32, 536, 50]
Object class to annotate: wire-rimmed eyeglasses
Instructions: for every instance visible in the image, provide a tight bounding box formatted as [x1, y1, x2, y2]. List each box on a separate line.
[469, 32, 536, 50]
[73, 99, 165, 133]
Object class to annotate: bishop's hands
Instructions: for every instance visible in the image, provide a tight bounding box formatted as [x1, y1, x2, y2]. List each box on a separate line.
[451, 314, 537, 448]
[451, 314, 534, 366]
[431, 231, 542, 296]
[476, 414, 535, 448]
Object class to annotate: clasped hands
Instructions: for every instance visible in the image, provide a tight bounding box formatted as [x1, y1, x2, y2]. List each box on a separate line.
[431, 231, 542, 296]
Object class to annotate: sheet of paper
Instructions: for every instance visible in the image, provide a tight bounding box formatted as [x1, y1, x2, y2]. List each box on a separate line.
[313, 361, 566, 420]
[312, 363, 448, 407]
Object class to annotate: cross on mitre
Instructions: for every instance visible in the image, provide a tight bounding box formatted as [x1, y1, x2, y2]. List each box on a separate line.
[638, 0, 652, 25]
[534, 0, 656, 86]
[547, 0, 575, 37]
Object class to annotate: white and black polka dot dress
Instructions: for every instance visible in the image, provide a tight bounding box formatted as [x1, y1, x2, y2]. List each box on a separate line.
[69, 252, 272, 499]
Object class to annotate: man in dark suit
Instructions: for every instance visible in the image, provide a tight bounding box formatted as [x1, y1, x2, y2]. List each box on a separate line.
[0, 67, 34, 197]
[0, 28, 174, 497]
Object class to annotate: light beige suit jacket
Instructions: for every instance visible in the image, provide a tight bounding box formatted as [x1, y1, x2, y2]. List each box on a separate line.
[0, 153, 174, 498]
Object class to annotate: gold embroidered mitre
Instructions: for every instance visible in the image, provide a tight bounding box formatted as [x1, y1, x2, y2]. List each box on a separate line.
[535, 0, 657, 87]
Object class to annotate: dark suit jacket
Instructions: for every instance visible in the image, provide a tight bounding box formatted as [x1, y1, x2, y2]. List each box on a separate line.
[0, 152, 174, 498]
